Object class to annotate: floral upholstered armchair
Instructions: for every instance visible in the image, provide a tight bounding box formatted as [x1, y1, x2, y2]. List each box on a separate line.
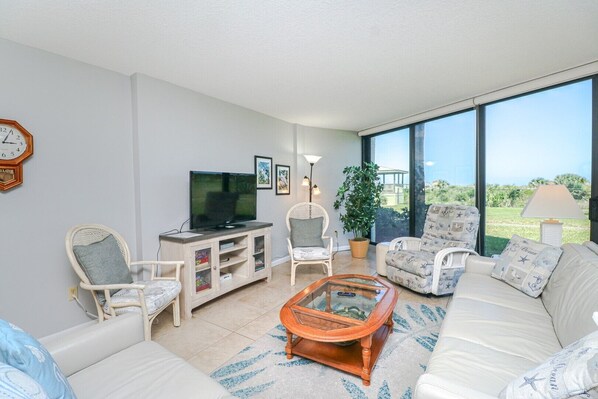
[385, 204, 480, 295]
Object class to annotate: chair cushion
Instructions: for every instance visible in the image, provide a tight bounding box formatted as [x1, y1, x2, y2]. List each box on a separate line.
[491, 235, 562, 298]
[499, 329, 598, 399]
[103, 280, 181, 316]
[385, 267, 432, 294]
[0, 362, 49, 399]
[289, 217, 325, 247]
[0, 320, 76, 399]
[385, 250, 435, 277]
[292, 247, 330, 261]
[73, 234, 133, 304]
[420, 204, 479, 254]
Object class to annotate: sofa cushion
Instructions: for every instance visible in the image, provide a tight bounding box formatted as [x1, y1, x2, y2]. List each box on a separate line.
[491, 235, 562, 298]
[425, 273, 562, 396]
[67, 341, 231, 399]
[499, 329, 598, 399]
[0, 362, 49, 399]
[0, 320, 76, 399]
[289, 217, 325, 247]
[542, 243, 598, 347]
[72, 234, 133, 304]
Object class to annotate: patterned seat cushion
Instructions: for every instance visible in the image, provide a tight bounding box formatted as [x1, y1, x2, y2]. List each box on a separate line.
[103, 280, 181, 316]
[292, 247, 330, 261]
[385, 250, 435, 277]
[386, 267, 433, 294]
[420, 204, 479, 254]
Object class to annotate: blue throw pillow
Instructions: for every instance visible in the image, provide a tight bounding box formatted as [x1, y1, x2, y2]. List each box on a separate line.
[0, 320, 76, 399]
[0, 362, 49, 399]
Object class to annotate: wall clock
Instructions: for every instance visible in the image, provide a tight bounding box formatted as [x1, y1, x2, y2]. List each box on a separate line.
[0, 119, 34, 191]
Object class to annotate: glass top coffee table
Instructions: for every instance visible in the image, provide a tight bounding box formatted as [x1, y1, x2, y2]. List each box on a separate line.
[279, 274, 398, 386]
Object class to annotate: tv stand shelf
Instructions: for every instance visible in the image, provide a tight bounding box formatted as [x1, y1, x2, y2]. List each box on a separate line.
[160, 221, 272, 320]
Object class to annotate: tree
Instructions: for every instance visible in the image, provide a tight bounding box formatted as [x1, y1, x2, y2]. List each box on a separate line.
[554, 173, 590, 200]
[528, 177, 549, 187]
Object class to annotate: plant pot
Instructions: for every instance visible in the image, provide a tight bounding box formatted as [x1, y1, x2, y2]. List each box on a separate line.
[349, 238, 370, 258]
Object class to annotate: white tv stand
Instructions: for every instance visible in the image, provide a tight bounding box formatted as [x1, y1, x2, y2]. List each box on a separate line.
[159, 221, 272, 320]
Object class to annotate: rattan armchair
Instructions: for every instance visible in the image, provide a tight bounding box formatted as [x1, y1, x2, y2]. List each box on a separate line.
[65, 224, 183, 340]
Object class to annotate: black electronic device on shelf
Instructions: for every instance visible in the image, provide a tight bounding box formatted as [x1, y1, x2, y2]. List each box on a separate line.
[190, 171, 257, 230]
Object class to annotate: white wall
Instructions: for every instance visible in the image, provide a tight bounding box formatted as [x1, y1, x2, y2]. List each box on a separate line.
[0, 39, 136, 337]
[0, 40, 360, 337]
[132, 74, 361, 262]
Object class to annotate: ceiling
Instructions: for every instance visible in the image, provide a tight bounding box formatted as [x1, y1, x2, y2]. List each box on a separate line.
[1, 1, 598, 132]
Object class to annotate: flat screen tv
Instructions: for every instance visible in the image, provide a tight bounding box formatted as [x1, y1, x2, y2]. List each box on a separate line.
[190, 171, 257, 230]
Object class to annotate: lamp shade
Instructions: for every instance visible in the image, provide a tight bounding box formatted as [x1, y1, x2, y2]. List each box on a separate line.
[520, 185, 585, 219]
[304, 154, 322, 164]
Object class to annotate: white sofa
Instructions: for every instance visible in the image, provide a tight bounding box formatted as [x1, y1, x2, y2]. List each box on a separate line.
[40, 313, 232, 399]
[414, 242, 598, 399]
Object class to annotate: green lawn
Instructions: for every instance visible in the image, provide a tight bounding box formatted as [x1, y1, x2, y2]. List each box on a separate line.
[381, 205, 590, 256]
[485, 207, 590, 255]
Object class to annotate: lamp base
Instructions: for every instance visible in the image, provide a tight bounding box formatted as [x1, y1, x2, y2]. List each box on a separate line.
[540, 221, 563, 247]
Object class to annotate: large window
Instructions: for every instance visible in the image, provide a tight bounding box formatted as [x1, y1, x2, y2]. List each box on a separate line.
[484, 80, 592, 255]
[370, 128, 410, 243]
[364, 77, 595, 251]
[416, 111, 476, 236]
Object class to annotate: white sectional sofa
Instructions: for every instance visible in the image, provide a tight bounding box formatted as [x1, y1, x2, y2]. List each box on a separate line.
[414, 242, 598, 399]
[40, 313, 232, 399]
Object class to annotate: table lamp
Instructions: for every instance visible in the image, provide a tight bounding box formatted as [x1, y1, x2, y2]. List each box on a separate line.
[520, 184, 585, 247]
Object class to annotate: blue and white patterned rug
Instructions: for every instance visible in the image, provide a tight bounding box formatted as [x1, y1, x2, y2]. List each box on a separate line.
[211, 300, 446, 399]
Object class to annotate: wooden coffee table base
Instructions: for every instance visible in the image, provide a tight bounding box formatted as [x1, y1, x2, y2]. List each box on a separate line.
[285, 318, 393, 386]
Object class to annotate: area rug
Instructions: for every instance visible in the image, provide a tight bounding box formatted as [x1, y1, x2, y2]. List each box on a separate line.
[210, 300, 446, 399]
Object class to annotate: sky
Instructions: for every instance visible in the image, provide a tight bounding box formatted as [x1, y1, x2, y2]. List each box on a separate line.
[373, 79, 592, 186]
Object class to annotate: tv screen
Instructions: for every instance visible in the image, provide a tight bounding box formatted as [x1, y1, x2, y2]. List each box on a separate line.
[190, 171, 257, 229]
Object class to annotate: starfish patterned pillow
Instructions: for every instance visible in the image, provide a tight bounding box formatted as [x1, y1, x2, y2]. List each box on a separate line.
[491, 234, 563, 298]
[499, 329, 598, 399]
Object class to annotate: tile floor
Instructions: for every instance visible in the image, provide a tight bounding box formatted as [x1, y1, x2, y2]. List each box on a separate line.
[151, 249, 450, 375]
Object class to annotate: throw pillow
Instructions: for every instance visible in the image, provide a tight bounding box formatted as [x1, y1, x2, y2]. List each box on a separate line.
[289, 217, 325, 247]
[0, 320, 76, 399]
[491, 234, 562, 298]
[0, 362, 49, 399]
[72, 234, 133, 304]
[499, 329, 598, 399]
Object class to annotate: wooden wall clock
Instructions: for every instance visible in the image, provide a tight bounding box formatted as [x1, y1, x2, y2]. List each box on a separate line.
[0, 119, 34, 191]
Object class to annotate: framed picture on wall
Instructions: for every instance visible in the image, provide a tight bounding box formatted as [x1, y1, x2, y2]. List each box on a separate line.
[254, 155, 273, 189]
[275, 164, 290, 195]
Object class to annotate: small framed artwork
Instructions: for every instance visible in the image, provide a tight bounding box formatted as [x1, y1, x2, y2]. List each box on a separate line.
[275, 164, 290, 195]
[254, 155, 273, 189]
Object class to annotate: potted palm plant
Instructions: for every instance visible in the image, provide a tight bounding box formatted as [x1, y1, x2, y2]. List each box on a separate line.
[333, 162, 384, 258]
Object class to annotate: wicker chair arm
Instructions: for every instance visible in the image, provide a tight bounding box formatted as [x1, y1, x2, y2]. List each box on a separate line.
[130, 260, 182, 281]
[322, 236, 333, 252]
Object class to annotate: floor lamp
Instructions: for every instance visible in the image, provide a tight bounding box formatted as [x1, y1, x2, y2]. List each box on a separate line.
[520, 184, 585, 247]
[302, 155, 321, 202]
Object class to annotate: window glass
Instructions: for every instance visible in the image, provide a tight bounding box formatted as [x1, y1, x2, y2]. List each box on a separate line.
[370, 128, 410, 242]
[415, 111, 476, 236]
[484, 80, 592, 256]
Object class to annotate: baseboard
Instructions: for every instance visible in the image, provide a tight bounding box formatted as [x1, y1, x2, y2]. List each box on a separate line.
[271, 247, 351, 268]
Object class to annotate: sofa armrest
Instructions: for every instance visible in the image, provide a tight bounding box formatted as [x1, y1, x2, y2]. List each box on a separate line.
[464, 255, 496, 275]
[415, 374, 498, 399]
[40, 313, 144, 377]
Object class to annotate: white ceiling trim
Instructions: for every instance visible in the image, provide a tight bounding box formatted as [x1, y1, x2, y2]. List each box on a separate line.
[359, 60, 598, 137]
